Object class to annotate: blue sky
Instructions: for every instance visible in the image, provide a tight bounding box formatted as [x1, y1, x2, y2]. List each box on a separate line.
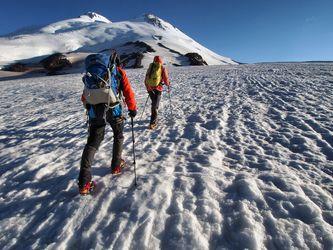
[0, 0, 332, 63]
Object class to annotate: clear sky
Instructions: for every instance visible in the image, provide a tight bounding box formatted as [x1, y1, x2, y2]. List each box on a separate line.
[0, 0, 332, 63]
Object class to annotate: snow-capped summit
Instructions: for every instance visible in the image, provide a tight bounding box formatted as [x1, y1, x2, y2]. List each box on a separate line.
[39, 12, 111, 34]
[137, 13, 176, 31]
[0, 13, 237, 69]
[79, 12, 111, 23]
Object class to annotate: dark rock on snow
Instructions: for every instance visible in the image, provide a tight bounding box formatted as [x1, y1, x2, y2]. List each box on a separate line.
[157, 43, 183, 56]
[40, 53, 72, 73]
[123, 41, 155, 53]
[185, 53, 208, 66]
[118, 41, 155, 68]
[3, 63, 29, 72]
[120, 52, 144, 68]
[144, 14, 167, 30]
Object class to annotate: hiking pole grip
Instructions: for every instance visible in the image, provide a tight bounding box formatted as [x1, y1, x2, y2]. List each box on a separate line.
[131, 117, 137, 186]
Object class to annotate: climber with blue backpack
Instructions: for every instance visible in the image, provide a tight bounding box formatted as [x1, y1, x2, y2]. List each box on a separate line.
[78, 52, 137, 195]
[144, 56, 170, 129]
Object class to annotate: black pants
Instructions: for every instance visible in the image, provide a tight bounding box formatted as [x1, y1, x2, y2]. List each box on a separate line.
[78, 104, 124, 187]
[148, 90, 162, 125]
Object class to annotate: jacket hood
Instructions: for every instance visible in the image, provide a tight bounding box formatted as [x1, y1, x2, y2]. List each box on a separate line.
[154, 56, 163, 64]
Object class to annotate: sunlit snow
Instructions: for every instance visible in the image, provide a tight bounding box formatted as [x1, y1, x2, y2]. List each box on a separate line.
[0, 63, 332, 249]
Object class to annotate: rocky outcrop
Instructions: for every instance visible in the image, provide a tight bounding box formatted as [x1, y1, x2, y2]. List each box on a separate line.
[185, 53, 208, 66]
[144, 14, 167, 30]
[117, 41, 155, 68]
[40, 53, 71, 74]
[123, 41, 155, 53]
[157, 43, 182, 56]
[3, 63, 28, 72]
[120, 52, 144, 68]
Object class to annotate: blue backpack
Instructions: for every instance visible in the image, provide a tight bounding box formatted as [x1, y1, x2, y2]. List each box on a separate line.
[82, 54, 121, 105]
[82, 53, 123, 117]
[84, 53, 110, 88]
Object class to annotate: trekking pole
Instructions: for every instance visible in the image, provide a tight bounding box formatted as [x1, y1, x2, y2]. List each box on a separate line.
[139, 95, 150, 121]
[168, 86, 173, 116]
[131, 117, 137, 186]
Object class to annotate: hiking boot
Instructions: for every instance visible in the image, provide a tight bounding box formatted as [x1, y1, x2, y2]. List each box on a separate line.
[111, 159, 126, 175]
[79, 181, 95, 195]
[149, 123, 157, 130]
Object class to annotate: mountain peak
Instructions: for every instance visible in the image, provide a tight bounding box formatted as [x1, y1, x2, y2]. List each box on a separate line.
[80, 12, 111, 23]
[144, 13, 160, 20]
[141, 13, 171, 30]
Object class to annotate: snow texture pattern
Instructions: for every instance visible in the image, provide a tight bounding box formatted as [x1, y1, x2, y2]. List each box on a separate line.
[0, 64, 333, 249]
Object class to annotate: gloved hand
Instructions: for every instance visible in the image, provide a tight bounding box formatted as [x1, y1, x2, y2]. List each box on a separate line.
[128, 110, 137, 118]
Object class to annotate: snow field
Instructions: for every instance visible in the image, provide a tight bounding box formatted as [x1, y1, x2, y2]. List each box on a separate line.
[0, 64, 333, 249]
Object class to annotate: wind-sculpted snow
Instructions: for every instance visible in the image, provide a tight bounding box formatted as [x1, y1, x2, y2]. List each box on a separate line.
[0, 64, 332, 249]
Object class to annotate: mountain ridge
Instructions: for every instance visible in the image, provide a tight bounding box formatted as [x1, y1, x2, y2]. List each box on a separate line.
[0, 12, 237, 70]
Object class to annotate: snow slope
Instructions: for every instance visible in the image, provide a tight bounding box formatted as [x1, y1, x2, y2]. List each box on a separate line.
[0, 13, 236, 68]
[0, 63, 333, 249]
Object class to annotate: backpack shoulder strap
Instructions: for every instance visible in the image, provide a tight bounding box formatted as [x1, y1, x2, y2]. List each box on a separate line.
[116, 67, 124, 87]
[115, 67, 125, 101]
[148, 63, 155, 78]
